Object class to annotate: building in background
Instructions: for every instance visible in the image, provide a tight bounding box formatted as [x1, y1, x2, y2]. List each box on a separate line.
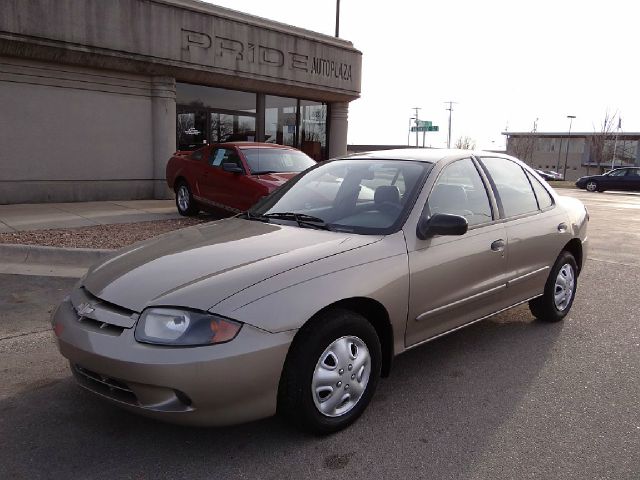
[0, 0, 361, 204]
[503, 132, 640, 180]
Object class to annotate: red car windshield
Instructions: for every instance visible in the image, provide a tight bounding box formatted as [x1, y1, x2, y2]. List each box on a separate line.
[242, 148, 315, 175]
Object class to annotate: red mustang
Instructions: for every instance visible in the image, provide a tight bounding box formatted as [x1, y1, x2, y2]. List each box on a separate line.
[166, 142, 316, 216]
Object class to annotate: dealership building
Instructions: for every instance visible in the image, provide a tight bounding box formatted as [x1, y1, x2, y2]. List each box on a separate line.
[0, 0, 362, 204]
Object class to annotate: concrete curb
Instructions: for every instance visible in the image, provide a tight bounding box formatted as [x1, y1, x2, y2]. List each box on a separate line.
[0, 243, 114, 268]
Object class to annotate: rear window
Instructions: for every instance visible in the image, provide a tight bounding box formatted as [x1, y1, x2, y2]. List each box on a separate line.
[242, 148, 315, 175]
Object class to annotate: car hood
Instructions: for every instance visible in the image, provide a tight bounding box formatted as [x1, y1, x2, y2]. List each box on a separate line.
[252, 172, 299, 190]
[83, 218, 380, 313]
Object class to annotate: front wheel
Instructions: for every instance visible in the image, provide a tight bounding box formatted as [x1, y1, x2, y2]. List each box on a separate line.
[278, 309, 381, 434]
[529, 251, 578, 322]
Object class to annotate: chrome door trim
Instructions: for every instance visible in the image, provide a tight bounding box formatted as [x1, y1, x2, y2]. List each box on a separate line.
[415, 284, 507, 322]
[506, 266, 550, 287]
[405, 294, 543, 351]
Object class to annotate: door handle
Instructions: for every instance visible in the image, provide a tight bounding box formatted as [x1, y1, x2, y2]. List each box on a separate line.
[490, 239, 505, 252]
[557, 222, 568, 233]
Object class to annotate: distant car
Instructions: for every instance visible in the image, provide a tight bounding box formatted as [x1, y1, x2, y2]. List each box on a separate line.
[575, 167, 640, 192]
[535, 169, 563, 181]
[544, 170, 564, 181]
[53, 149, 588, 433]
[166, 142, 316, 215]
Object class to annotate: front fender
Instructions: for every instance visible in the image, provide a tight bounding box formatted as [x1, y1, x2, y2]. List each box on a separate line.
[212, 232, 410, 357]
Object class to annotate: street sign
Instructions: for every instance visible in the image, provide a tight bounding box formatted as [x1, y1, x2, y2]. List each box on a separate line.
[416, 120, 432, 128]
[411, 125, 439, 132]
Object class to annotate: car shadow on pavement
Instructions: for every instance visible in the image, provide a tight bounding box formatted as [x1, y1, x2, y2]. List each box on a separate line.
[0, 304, 563, 480]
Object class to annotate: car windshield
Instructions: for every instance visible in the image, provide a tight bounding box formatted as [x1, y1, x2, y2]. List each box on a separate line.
[249, 159, 431, 234]
[242, 148, 316, 175]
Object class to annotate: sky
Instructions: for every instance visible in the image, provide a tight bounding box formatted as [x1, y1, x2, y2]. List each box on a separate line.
[206, 0, 639, 149]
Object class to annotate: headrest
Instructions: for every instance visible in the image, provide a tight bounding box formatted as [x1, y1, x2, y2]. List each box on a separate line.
[374, 185, 401, 206]
[430, 184, 468, 211]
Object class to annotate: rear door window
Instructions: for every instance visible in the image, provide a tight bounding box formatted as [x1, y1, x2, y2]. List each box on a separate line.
[480, 157, 539, 218]
[527, 172, 554, 210]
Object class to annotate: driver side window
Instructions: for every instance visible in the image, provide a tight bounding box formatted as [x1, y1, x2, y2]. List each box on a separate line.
[427, 158, 493, 227]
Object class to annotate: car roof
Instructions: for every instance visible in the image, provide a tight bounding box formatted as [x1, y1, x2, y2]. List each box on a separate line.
[342, 148, 510, 164]
[217, 142, 299, 151]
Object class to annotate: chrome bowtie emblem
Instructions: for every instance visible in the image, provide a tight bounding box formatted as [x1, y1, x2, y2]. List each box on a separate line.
[75, 302, 95, 317]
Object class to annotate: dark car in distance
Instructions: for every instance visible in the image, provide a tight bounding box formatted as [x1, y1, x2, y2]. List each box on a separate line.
[166, 142, 316, 215]
[575, 167, 640, 192]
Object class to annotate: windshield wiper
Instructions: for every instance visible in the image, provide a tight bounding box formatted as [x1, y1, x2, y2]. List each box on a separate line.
[252, 170, 281, 175]
[263, 212, 333, 230]
[238, 211, 269, 222]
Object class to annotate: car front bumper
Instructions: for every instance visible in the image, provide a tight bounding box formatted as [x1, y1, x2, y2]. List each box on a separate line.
[52, 296, 295, 426]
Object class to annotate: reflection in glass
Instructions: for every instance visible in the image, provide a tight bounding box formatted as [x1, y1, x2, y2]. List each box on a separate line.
[265, 95, 297, 147]
[300, 101, 327, 161]
[177, 111, 207, 151]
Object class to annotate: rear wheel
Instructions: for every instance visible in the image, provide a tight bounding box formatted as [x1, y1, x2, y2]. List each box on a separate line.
[175, 182, 199, 216]
[529, 251, 578, 322]
[278, 308, 381, 434]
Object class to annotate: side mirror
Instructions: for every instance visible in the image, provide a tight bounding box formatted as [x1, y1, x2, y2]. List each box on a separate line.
[222, 162, 244, 174]
[416, 213, 468, 240]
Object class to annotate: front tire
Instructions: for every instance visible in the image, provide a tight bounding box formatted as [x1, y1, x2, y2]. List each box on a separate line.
[175, 181, 199, 216]
[278, 308, 381, 434]
[585, 181, 598, 192]
[529, 251, 578, 322]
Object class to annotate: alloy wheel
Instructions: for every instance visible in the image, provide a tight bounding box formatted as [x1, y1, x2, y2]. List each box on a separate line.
[177, 185, 190, 212]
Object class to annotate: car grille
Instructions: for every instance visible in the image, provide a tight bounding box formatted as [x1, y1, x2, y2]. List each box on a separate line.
[70, 287, 138, 334]
[73, 364, 138, 405]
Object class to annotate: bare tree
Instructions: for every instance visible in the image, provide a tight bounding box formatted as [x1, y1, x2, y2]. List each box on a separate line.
[589, 110, 618, 175]
[506, 134, 536, 164]
[454, 136, 476, 150]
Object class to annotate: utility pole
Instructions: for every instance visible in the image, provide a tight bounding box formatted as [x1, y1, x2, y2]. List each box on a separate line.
[445, 101, 457, 148]
[413, 107, 421, 147]
[335, 0, 340, 37]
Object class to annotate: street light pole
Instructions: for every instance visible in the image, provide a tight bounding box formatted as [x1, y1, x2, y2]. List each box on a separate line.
[407, 117, 415, 146]
[562, 115, 576, 179]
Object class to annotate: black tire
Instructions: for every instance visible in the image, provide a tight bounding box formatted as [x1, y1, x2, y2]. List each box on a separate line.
[175, 181, 199, 216]
[278, 308, 382, 434]
[585, 180, 598, 192]
[529, 251, 578, 322]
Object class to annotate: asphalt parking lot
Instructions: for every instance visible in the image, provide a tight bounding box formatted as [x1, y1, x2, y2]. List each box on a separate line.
[1, 189, 638, 479]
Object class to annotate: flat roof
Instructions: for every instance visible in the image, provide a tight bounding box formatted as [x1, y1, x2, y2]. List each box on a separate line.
[503, 132, 640, 137]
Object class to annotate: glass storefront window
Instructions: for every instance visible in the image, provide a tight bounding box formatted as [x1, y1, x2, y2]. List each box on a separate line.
[176, 111, 207, 151]
[176, 83, 257, 150]
[176, 84, 256, 113]
[176, 84, 328, 159]
[300, 101, 327, 161]
[265, 95, 298, 147]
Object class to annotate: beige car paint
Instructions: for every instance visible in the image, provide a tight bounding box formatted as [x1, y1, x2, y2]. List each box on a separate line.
[52, 149, 588, 426]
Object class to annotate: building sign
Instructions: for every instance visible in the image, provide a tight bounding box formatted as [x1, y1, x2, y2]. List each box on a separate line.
[181, 29, 354, 84]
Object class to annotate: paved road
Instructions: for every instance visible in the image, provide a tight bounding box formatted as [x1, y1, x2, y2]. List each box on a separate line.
[1, 189, 639, 479]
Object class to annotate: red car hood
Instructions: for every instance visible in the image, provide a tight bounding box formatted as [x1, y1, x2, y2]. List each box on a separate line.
[252, 172, 299, 190]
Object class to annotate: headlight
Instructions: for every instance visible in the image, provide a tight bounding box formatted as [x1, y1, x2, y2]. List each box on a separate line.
[135, 308, 242, 346]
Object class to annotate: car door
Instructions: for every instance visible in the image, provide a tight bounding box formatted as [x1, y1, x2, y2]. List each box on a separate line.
[623, 168, 640, 191]
[200, 147, 254, 212]
[405, 157, 508, 347]
[604, 168, 628, 190]
[478, 157, 571, 303]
